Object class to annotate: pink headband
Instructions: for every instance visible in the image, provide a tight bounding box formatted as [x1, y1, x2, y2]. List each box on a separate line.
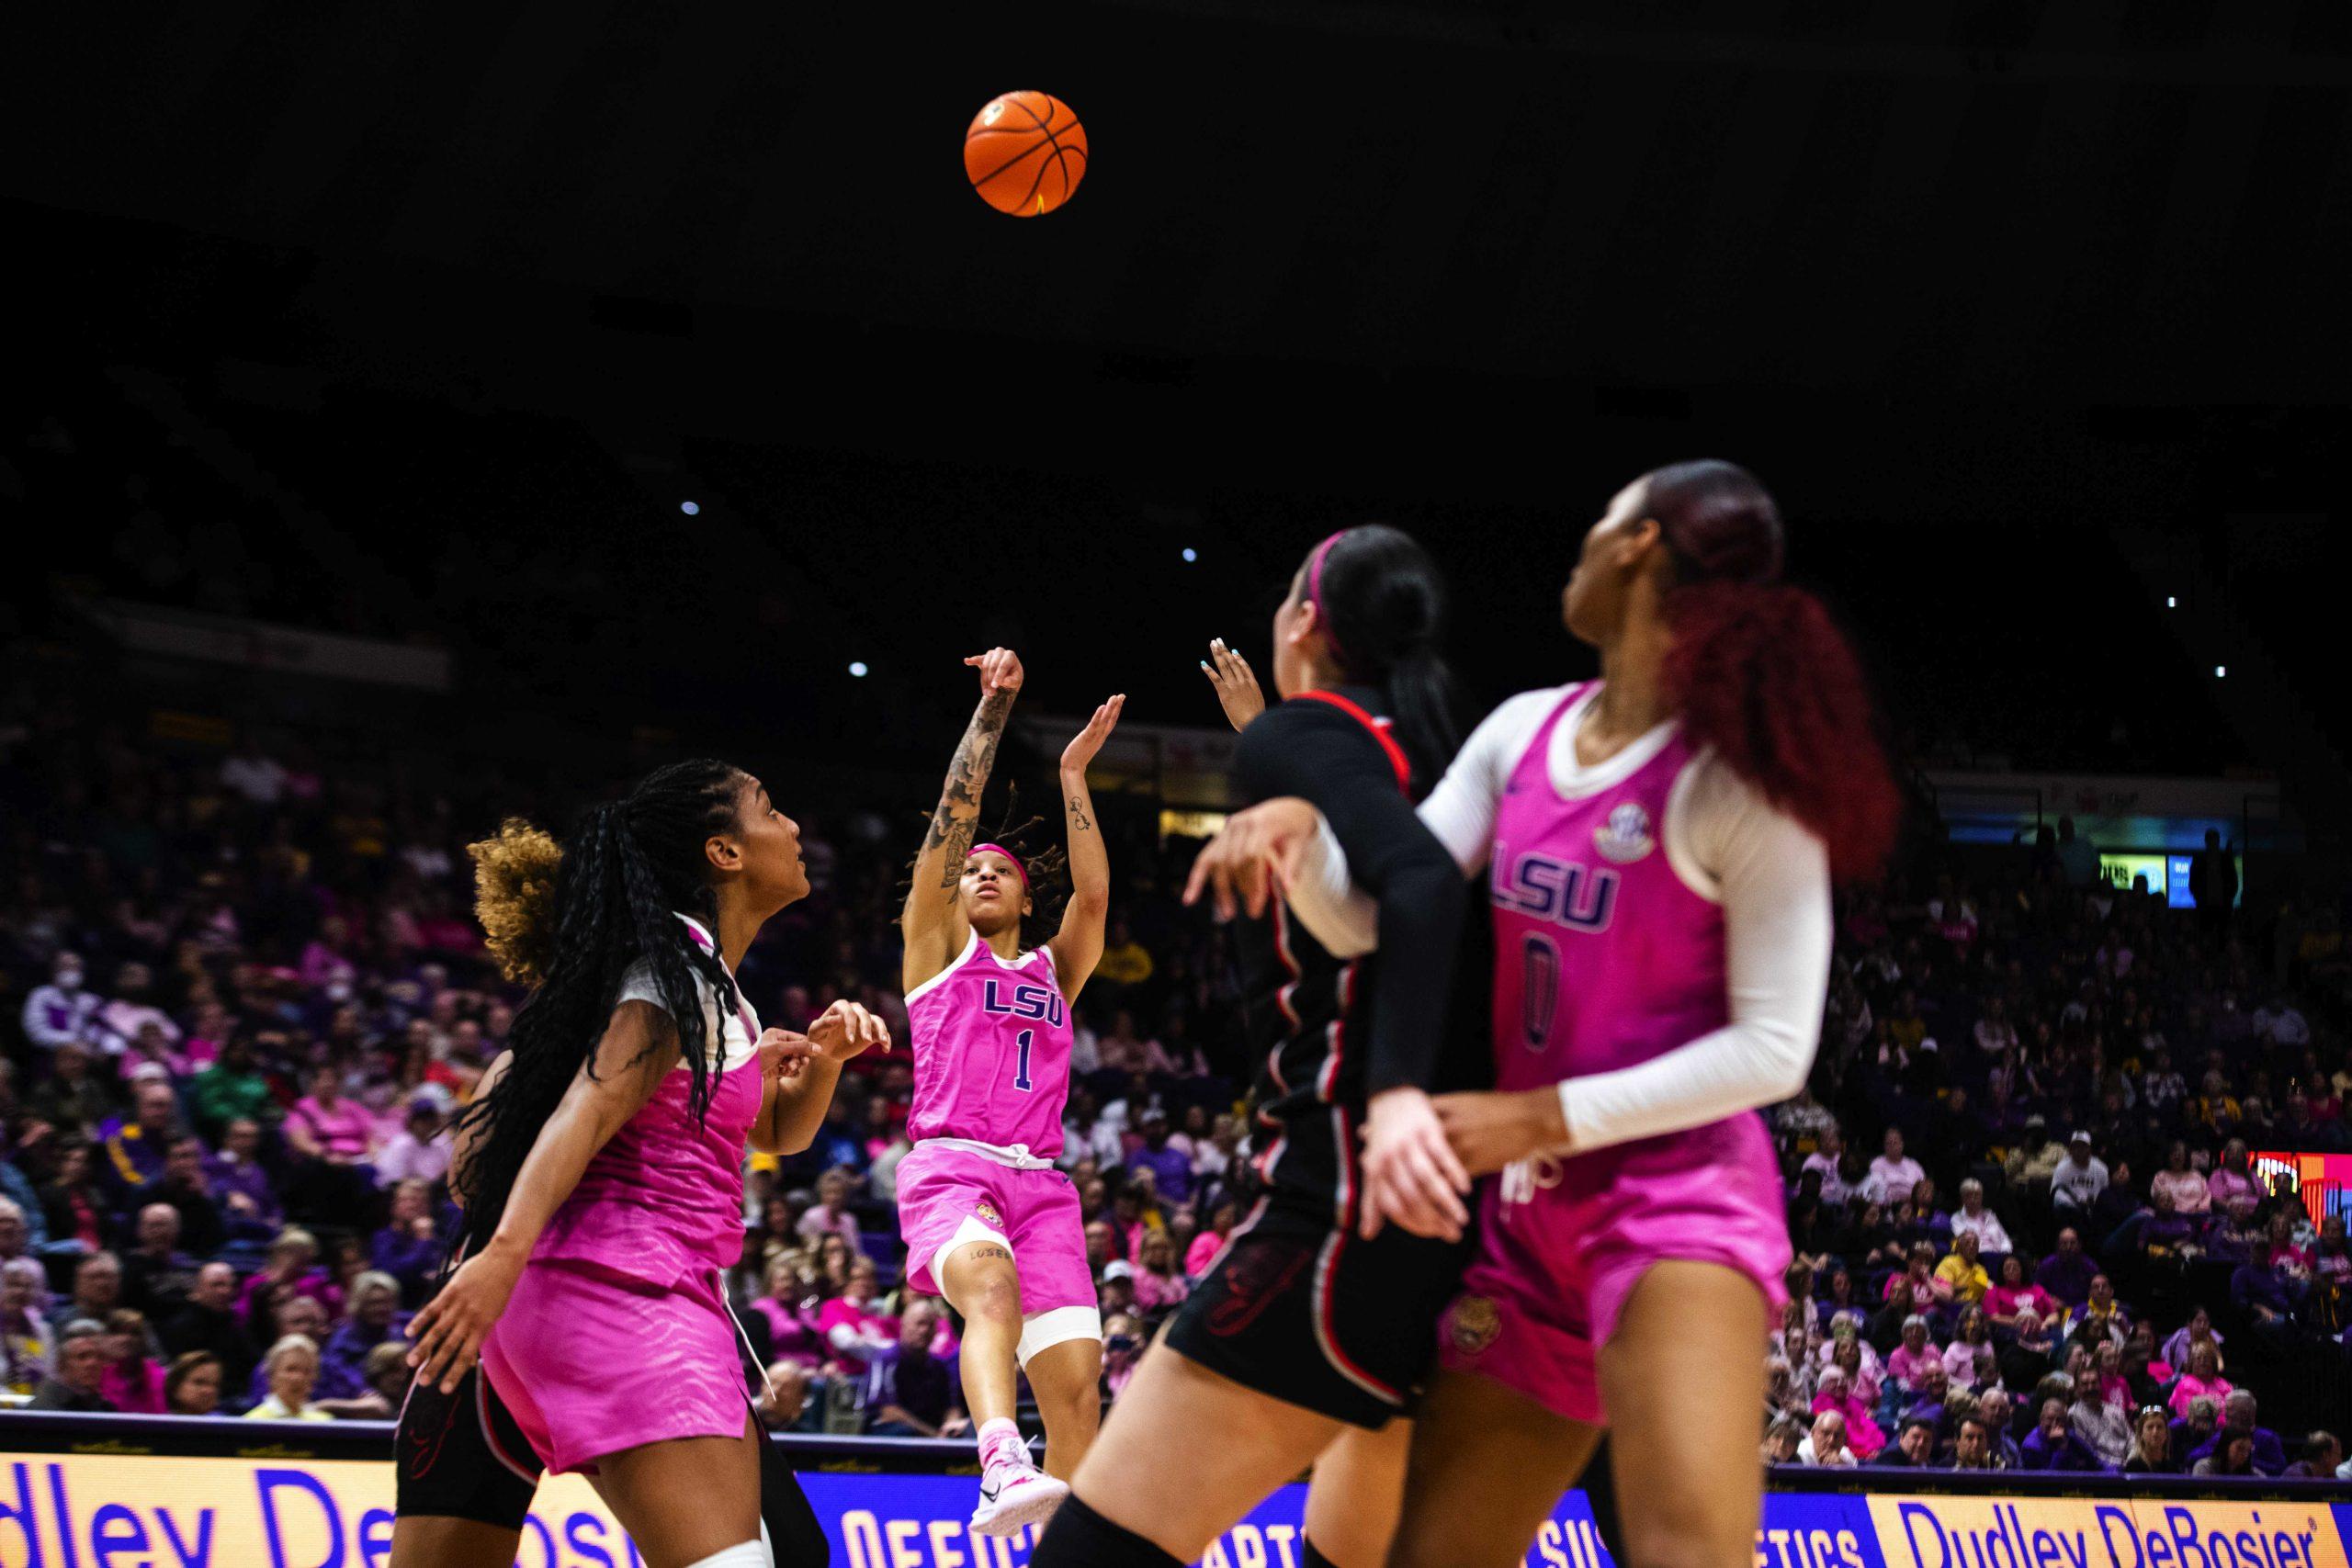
[967, 843, 1030, 891]
[1306, 529, 1351, 663]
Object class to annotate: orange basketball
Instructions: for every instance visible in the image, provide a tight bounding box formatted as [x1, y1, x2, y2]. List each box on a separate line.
[964, 92, 1088, 217]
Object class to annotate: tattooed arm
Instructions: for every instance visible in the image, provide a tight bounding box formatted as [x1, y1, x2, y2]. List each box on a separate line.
[1047, 694, 1125, 999]
[901, 649, 1023, 991]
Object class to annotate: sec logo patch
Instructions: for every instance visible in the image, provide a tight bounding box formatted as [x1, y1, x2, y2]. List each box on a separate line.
[1445, 1294, 1501, 1357]
[1593, 801, 1654, 863]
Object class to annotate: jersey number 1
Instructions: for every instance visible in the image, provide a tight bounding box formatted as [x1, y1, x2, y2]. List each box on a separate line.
[1012, 1028, 1035, 1092]
[1521, 934, 1559, 1050]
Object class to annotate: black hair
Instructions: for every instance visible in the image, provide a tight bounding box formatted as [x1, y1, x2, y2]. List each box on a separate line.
[452, 758, 747, 1257]
[899, 788, 1070, 951]
[1303, 524, 1461, 794]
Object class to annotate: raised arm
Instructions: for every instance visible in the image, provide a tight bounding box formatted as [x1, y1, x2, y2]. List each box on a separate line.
[1047, 694, 1125, 998]
[902, 649, 1023, 991]
[404, 1002, 677, 1391]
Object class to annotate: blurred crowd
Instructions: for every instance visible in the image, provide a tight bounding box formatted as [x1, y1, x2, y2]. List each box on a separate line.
[1767, 830, 2351, 1477]
[5, 684, 2349, 1473]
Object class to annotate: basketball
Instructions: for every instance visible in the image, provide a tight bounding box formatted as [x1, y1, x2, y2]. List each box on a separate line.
[964, 91, 1088, 217]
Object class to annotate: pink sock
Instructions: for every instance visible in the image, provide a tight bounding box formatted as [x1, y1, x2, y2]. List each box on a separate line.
[977, 1416, 1025, 1472]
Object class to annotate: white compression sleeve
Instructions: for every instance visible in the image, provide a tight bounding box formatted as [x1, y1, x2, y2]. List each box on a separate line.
[1553, 760, 1831, 1153]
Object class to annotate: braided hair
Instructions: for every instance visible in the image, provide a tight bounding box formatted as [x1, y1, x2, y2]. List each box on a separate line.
[899, 790, 1071, 952]
[452, 758, 747, 1255]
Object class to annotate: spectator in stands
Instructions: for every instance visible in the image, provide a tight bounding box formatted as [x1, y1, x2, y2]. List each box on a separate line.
[120, 1201, 199, 1318]
[187, 1038, 274, 1141]
[1936, 1231, 1990, 1304]
[21, 953, 100, 1053]
[2123, 1407, 2177, 1473]
[1868, 1128, 1927, 1205]
[1948, 1179, 2013, 1258]
[1883, 1245, 1951, 1325]
[2036, 1226, 2097, 1307]
[1130, 1227, 1189, 1316]
[368, 1179, 442, 1302]
[28, 1318, 114, 1411]
[1810, 1364, 1883, 1461]
[1091, 918, 1153, 998]
[1798, 1408, 1858, 1467]
[797, 1167, 864, 1252]
[2152, 1141, 2211, 1214]
[1101, 1312, 1144, 1402]
[0, 1192, 38, 1262]
[372, 1096, 449, 1189]
[1762, 1416, 1804, 1466]
[2185, 1389, 2287, 1476]
[2188, 830, 2236, 933]
[1875, 1416, 1937, 1468]
[98, 1307, 164, 1414]
[2069, 1366, 2131, 1468]
[162, 1350, 222, 1416]
[203, 1118, 281, 1239]
[161, 1261, 249, 1390]
[2022, 1395, 2106, 1471]
[861, 1298, 967, 1438]
[757, 1359, 814, 1432]
[1973, 1389, 2022, 1469]
[2193, 1431, 2261, 1477]
[2051, 1131, 2109, 1216]
[1941, 1307, 1992, 1383]
[818, 1258, 894, 1372]
[2069, 1274, 2127, 1348]
[51, 1249, 122, 1331]
[1124, 1107, 1192, 1205]
[2160, 1304, 2224, 1373]
[1887, 1314, 1938, 1396]
[2168, 1339, 2232, 1419]
[147, 1137, 225, 1258]
[2, 1257, 55, 1397]
[1801, 1126, 1852, 1206]
[244, 1333, 330, 1421]
[2053, 818, 2098, 886]
[1900, 1360, 1952, 1441]
[2284, 1431, 2342, 1480]
[235, 1227, 338, 1335]
[320, 1270, 405, 1395]
[2208, 1140, 2261, 1213]
[1951, 1415, 2001, 1471]
[31, 1052, 113, 1145]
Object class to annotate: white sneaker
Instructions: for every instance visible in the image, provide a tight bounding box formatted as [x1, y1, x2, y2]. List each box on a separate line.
[970, 1463, 1069, 1537]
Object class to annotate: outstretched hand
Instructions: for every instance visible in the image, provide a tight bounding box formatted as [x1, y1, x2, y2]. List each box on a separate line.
[1060, 694, 1125, 774]
[1200, 638, 1264, 732]
[964, 648, 1023, 695]
[806, 999, 890, 1062]
[1181, 796, 1322, 920]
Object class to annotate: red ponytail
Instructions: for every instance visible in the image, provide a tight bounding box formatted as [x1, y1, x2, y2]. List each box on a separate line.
[1663, 581, 1900, 883]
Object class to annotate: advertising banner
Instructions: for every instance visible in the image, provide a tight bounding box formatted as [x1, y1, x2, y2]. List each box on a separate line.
[0, 1448, 2344, 1568]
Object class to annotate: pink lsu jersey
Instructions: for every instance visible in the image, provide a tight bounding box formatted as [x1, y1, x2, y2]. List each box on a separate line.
[904, 930, 1073, 1159]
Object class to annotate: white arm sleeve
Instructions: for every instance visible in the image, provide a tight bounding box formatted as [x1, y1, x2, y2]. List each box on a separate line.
[1276, 687, 1564, 958]
[1554, 760, 1832, 1154]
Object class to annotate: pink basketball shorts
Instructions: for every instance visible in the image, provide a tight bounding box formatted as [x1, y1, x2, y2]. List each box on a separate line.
[894, 1143, 1099, 1358]
[480, 1258, 748, 1475]
[1435, 1114, 1791, 1426]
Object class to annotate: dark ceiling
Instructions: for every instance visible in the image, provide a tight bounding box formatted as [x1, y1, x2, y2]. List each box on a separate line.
[6, 0, 2346, 792]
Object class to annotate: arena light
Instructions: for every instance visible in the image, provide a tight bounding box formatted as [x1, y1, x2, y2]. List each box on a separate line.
[2167, 596, 2177, 607]
[2214, 665, 2226, 678]
[680, 500, 700, 516]
[849, 661, 869, 678]
[1182, 547, 1198, 563]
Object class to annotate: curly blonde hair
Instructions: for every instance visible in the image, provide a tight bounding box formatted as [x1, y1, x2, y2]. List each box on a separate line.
[469, 818, 562, 985]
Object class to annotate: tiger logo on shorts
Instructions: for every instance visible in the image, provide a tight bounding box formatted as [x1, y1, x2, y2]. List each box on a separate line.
[973, 1200, 1004, 1228]
[1444, 1294, 1501, 1357]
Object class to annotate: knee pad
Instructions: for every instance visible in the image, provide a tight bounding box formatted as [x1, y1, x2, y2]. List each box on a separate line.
[1029, 1492, 1183, 1568]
